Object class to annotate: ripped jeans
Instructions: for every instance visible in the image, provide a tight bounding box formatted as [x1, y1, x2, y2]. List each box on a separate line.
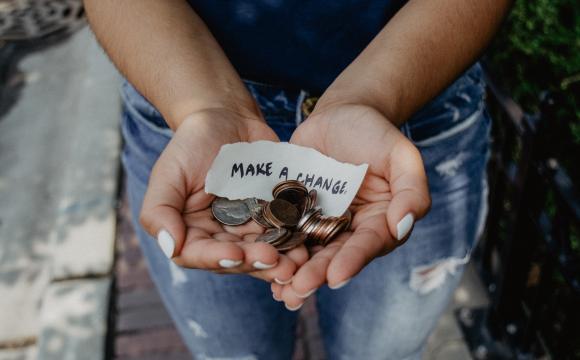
[120, 63, 491, 360]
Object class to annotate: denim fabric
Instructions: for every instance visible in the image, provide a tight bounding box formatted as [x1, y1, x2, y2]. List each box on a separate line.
[120, 63, 491, 359]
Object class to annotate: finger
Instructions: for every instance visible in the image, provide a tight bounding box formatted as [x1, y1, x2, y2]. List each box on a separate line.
[386, 138, 431, 242]
[280, 284, 305, 311]
[249, 255, 296, 284]
[271, 282, 283, 302]
[140, 154, 192, 259]
[213, 232, 243, 242]
[237, 241, 280, 270]
[283, 245, 309, 267]
[183, 208, 223, 234]
[223, 220, 265, 237]
[174, 227, 244, 269]
[326, 217, 394, 287]
[289, 241, 343, 297]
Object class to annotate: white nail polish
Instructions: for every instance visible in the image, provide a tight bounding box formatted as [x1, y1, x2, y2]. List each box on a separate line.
[253, 261, 277, 270]
[295, 288, 316, 299]
[274, 277, 292, 285]
[329, 278, 351, 290]
[157, 229, 175, 259]
[396, 213, 415, 241]
[272, 293, 282, 302]
[285, 303, 303, 312]
[219, 259, 243, 268]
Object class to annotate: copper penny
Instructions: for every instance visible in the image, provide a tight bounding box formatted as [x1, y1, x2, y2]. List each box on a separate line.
[268, 198, 300, 227]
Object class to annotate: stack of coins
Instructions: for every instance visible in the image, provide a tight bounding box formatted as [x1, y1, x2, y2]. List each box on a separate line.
[210, 180, 352, 252]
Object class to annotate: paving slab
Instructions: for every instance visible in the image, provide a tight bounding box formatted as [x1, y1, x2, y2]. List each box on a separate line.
[37, 278, 111, 360]
[0, 346, 37, 360]
[0, 265, 47, 344]
[0, 22, 121, 354]
[424, 263, 489, 360]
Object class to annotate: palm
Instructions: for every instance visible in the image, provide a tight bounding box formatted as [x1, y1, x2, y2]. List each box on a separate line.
[141, 110, 307, 279]
[273, 104, 430, 304]
[175, 116, 278, 265]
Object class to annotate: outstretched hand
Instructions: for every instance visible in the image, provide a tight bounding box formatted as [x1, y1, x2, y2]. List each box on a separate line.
[272, 104, 431, 309]
[139, 109, 308, 283]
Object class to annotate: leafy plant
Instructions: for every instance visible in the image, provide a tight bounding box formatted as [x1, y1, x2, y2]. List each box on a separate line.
[486, 0, 580, 181]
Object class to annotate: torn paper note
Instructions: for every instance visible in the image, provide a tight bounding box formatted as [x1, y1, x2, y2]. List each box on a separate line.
[204, 141, 368, 216]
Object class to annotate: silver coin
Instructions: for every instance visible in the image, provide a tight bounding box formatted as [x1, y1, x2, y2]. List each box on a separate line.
[276, 231, 307, 252]
[211, 197, 251, 226]
[244, 198, 260, 211]
[256, 228, 289, 245]
[244, 198, 272, 228]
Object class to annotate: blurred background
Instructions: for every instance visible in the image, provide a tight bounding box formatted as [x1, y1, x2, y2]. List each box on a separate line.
[0, 1, 578, 359]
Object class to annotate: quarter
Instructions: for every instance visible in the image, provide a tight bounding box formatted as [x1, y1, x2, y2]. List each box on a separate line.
[211, 197, 251, 226]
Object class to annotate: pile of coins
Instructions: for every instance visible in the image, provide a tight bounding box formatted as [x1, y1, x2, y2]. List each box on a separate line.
[211, 180, 351, 252]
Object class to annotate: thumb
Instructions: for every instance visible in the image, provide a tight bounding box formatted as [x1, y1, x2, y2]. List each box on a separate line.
[385, 139, 431, 243]
[139, 158, 188, 259]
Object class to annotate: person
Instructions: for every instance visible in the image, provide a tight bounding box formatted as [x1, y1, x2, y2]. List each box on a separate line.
[85, 1, 510, 358]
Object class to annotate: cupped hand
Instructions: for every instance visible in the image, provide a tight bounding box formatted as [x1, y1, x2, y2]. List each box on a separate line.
[139, 108, 309, 283]
[274, 104, 431, 309]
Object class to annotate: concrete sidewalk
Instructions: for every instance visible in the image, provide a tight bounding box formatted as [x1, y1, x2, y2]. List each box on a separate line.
[0, 26, 121, 359]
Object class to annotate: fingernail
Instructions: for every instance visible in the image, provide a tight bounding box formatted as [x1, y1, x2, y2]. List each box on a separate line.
[253, 261, 277, 270]
[274, 277, 292, 285]
[285, 303, 303, 312]
[272, 292, 282, 302]
[397, 213, 414, 241]
[329, 278, 351, 290]
[219, 259, 243, 268]
[294, 288, 316, 299]
[157, 229, 175, 259]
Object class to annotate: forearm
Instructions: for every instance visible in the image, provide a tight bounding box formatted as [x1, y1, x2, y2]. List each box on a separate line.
[317, 0, 512, 125]
[84, 0, 260, 129]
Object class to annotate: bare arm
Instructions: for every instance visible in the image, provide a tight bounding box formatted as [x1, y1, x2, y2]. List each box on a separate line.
[277, 0, 512, 307]
[84, 0, 260, 129]
[85, 1, 301, 279]
[316, 0, 512, 125]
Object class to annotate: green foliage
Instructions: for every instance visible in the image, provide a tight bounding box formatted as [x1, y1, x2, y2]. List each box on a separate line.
[488, 0, 580, 105]
[487, 0, 580, 181]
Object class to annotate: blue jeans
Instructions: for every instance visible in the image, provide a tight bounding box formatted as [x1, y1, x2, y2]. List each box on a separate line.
[120, 63, 490, 360]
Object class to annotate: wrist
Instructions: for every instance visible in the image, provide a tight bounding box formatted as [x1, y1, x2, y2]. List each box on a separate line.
[313, 91, 404, 126]
[312, 92, 402, 126]
[165, 98, 263, 130]
[315, 71, 406, 126]
[177, 107, 264, 133]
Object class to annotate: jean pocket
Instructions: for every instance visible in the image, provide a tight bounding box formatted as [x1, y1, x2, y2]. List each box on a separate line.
[407, 63, 486, 145]
[408, 104, 486, 147]
[121, 82, 173, 137]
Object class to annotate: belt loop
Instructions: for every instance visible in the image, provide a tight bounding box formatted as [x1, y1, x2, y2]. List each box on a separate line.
[300, 95, 319, 121]
[401, 122, 413, 141]
[295, 90, 308, 126]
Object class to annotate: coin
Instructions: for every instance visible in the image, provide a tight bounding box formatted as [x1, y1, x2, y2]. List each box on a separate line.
[210, 180, 349, 252]
[266, 198, 300, 227]
[276, 231, 307, 252]
[244, 198, 272, 228]
[341, 209, 352, 230]
[305, 190, 317, 213]
[272, 180, 307, 197]
[276, 188, 308, 213]
[319, 217, 346, 245]
[211, 197, 251, 226]
[256, 228, 290, 245]
[297, 207, 322, 231]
